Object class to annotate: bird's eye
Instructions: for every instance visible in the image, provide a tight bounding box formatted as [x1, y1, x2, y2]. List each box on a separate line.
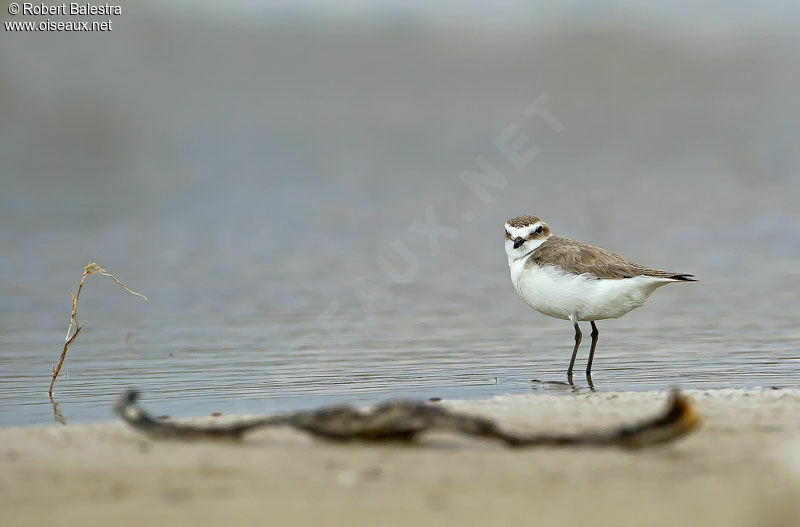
[535, 225, 543, 234]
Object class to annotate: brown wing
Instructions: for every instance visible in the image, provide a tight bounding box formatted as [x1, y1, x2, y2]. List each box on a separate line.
[527, 236, 694, 280]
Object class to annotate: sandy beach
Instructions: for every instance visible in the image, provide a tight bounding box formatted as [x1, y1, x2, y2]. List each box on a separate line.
[2, 389, 799, 526]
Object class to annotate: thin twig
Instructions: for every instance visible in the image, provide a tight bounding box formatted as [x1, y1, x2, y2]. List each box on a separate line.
[49, 262, 147, 398]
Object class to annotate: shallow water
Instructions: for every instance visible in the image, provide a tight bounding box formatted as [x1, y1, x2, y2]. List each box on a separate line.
[1, 11, 800, 427]
[2, 307, 798, 426]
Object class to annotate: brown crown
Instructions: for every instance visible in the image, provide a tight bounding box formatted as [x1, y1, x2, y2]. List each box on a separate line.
[506, 215, 542, 228]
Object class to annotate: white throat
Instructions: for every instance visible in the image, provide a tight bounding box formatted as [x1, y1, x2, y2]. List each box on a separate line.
[505, 235, 549, 267]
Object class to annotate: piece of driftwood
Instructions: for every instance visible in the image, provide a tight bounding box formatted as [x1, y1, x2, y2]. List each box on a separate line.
[114, 389, 699, 448]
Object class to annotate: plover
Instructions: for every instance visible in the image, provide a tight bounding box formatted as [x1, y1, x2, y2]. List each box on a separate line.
[504, 215, 695, 378]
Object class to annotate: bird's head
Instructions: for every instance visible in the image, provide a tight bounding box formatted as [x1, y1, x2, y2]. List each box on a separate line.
[504, 215, 552, 263]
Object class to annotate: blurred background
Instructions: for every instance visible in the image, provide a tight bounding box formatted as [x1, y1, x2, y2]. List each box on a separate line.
[1, 1, 799, 425]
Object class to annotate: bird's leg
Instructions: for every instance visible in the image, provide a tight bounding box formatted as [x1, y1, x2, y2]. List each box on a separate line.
[567, 321, 582, 378]
[586, 321, 599, 376]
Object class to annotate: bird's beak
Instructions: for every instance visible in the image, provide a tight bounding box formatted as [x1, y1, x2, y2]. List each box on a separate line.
[513, 237, 525, 249]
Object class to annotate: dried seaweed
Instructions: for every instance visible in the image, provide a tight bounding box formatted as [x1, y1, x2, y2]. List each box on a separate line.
[49, 262, 147, 398]
[115, 389, 699, 449]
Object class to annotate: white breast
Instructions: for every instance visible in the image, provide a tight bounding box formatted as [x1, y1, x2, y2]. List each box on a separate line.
[509, 255, 673, 321]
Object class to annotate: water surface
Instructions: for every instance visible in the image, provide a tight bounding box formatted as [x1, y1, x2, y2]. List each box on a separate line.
[1, 10, 799, 427]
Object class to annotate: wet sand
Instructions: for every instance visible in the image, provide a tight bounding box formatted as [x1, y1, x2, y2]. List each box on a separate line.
[2, 389, 800, 526]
